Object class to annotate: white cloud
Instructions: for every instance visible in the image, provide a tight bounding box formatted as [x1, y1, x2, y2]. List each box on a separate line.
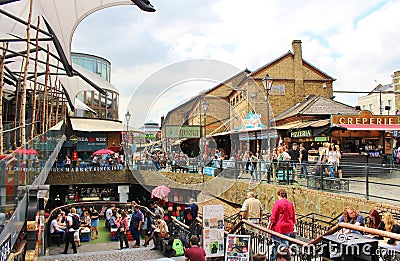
[72, 0, 400, 125]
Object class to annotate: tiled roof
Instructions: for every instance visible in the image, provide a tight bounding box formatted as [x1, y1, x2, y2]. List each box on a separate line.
[274, 95, 357, 121]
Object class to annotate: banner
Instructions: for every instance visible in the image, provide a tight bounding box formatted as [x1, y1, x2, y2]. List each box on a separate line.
[165, 125, 201, 138]
[202, 205, 225, 258]
[225, 234, 251, 261]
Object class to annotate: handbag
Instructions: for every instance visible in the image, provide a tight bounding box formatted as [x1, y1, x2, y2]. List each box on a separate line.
[119, 227, 125, 233]
[159, 230, 169, 238]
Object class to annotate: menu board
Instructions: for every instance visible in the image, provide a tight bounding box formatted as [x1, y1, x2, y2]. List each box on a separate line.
[225, 234, 251, 261]
[202, 205, 225, 257]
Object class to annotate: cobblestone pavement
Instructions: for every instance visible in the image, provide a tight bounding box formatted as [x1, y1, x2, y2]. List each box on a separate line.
[43, 241, 186, 261]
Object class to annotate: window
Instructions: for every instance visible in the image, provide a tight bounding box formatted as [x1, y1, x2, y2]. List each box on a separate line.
[369, 104, 373, 111]
[362, 105, 366, 110]
[388, 100, 392, 106]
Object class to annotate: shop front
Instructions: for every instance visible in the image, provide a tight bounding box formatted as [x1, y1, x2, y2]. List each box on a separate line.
[275, 119, 332, 149]
[331, 111, 400, 156]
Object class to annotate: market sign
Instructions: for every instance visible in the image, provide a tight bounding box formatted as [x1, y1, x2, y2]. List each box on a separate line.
[165, 125, 201, 138]
[291, 129, 312, 138]
[76, 132, 107, 151]
[332, 110, 399, 125]
[134, 134, 156, 139]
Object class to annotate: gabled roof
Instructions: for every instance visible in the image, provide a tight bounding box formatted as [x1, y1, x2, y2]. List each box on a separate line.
[274, 95, 356, 121]
[248, 51, 336, 80]
[163, 69, 250, 124]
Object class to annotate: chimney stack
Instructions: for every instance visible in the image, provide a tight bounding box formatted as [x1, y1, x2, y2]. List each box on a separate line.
[292, 40, 303, 103]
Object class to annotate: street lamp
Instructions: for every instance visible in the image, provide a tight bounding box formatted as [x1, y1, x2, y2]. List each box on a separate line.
[201, 99, 208, 182]
[261, 74, 273, 162]
[125, 111, 131, 164]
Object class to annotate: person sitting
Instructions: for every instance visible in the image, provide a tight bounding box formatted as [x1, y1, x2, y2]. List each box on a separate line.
[338, 206, 364, 234]
[379, 212, 400, 251]
[365, 209, 385, 239]
[144, 214, 169, 250]
[50, 214, 66, 243]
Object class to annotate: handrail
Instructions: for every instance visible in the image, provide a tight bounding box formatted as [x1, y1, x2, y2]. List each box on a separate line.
[171, 216, 190, 230]
[7, 239, 26, 260]
[231, 219, 309, 246]
[338, 223, 400, 241]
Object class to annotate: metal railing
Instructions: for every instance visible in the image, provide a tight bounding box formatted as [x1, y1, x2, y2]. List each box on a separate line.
[0, 122, 65, 249]
[128, 157, 400, 206]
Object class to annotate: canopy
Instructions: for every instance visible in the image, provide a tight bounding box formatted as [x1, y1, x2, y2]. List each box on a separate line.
[70, 118, 124, 132]
[92, 149, 115, 155]
[335, 124, 400, 131]
[0, 0, 155, 107]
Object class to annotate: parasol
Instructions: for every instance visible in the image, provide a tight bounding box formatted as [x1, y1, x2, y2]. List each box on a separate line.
[92, 149, 115, 155]
[151, 185, 170, 199]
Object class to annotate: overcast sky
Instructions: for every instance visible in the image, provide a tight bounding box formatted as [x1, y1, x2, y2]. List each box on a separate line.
[71, 0, 400, 127]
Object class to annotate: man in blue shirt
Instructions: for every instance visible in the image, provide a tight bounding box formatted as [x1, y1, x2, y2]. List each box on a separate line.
[130, 205, 143, 248]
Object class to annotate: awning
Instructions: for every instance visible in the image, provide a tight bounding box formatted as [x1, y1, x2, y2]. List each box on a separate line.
[335, 124, 400, 131]
[70, 118, 124, 132]
[210, 131, 236, 137]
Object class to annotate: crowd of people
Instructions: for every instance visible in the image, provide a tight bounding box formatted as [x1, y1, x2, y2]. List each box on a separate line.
[48, 198, 201, 258]
[240, 189, 400, 261]
[338, 206, 400, 251]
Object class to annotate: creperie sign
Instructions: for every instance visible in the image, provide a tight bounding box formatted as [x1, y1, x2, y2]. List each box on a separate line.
[332, 111, 399, 125]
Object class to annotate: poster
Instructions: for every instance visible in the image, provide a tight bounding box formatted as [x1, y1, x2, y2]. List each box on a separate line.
[203, 204, 225, 258]
[225, 234, 251, 261]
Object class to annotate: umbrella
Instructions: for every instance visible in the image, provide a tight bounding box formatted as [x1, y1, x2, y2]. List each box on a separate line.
[92, 149, 115, 155]
[151, 185, 170, 199]
[25, 148, 37, 155]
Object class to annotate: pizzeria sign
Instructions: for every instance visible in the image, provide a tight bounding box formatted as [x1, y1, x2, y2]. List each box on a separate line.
[291, 129, 312, 138]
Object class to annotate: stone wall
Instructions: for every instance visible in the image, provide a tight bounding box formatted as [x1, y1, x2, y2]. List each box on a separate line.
[46, 169, 400, 217]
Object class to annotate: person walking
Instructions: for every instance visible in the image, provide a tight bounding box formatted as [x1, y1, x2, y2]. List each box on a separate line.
[299, 143, 308, 178]
[185, 198, 199, 226]
[288, 143, 300, 180]
[268, 189, 296, 261]
[118, 210, 130, 250]
[130, 205, 143, 248]
[89, 206, 99, 240]
[241, 192, 263, 224]
[61, 208, 78, 254]
[184, 235, 206, 261]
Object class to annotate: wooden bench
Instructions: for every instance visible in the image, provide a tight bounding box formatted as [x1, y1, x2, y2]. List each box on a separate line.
[50, 234, 61, 246]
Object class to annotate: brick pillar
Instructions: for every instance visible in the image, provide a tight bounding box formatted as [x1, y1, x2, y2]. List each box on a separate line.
[292, 40, 304, 104]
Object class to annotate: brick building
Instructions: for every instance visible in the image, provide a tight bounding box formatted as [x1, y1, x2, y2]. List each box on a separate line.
[162, 40, 337, 156]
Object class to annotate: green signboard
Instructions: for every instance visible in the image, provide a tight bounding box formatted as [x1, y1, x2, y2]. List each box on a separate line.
[165, 125, 201, 138]
[314, 136, 329, 142]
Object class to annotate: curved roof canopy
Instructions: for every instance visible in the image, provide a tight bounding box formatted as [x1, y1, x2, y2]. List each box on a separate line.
[0, 0, 155, 110]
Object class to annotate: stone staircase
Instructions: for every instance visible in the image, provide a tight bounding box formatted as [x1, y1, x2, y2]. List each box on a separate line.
[42, 241, 186, 261]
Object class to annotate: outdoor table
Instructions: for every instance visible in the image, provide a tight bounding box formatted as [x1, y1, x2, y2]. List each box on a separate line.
[322, 232, 378, 261]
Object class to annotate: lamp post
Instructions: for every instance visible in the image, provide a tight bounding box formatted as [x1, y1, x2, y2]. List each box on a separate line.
[201, 99, 208, 183]
[125, 110, 131, 164]
[262, 74, 273, 162]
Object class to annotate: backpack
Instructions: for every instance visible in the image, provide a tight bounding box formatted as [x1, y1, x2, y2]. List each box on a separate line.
[172, 238, 184, 256]
[71, 215, 80, 230]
